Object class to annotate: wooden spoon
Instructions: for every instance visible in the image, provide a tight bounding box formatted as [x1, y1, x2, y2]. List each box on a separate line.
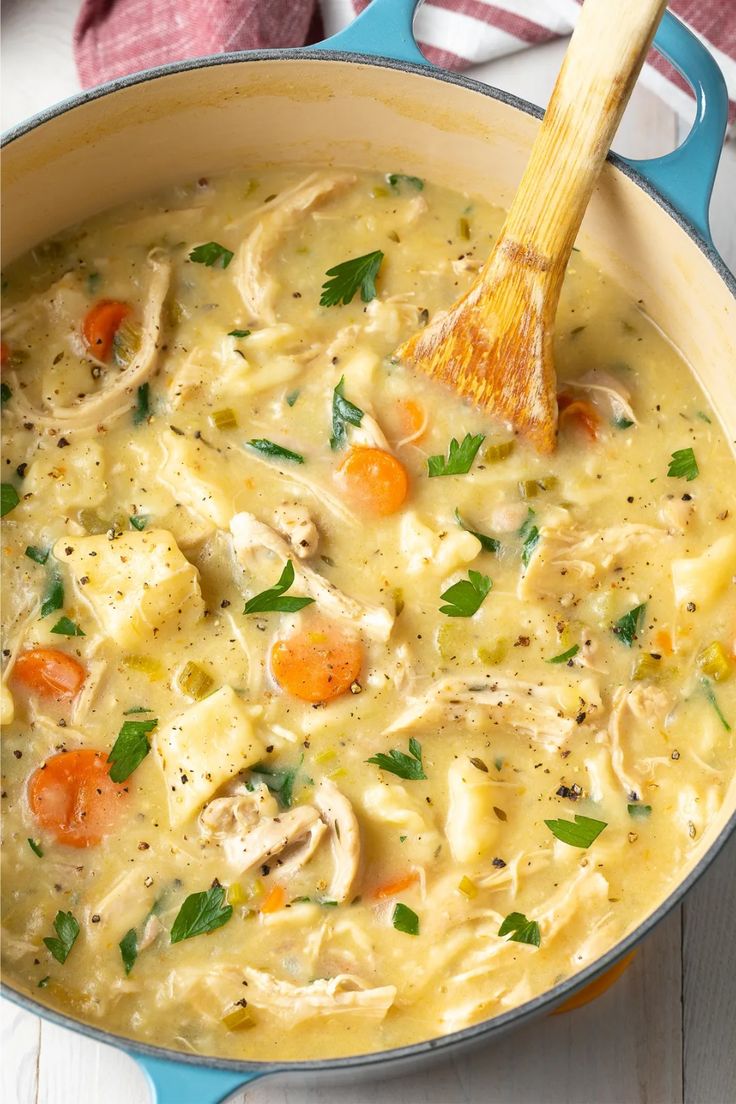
[397, 0, 667, 454]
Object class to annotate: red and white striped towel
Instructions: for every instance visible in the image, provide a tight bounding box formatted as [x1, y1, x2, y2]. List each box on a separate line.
[74, 0, 736, 128]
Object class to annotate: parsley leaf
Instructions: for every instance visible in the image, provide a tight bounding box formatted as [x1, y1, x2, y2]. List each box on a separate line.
[249, 761, 301, 808]
[123, 706, 152, 715]
[628, 803, 652, 818]
[366, 737, 426, 780]
[439, 570, 492, 618]
[547, 644, 580, 664]
[129, 514, 148, 531]
[1, 483, 19, 517]
[40, 568, 64, 618]
[228, 329, 250, 338]
[50, 616, 84, 637]
[454, 508, 500, 553]
[667, 447, 699, 481]
[170, 885, 233, 944]
[386, 173, 424, 192]
[132, 382, 150, 426]
[612, 602, 647, 647]
[544, 814, 607, 848]
[702, 677, 731, 732]
[286, 389, 300, 407]
[427, 433, 485, 477]
[25, 545, 49, 565]
[43, 910, 79, 964]
[119, 928, 138, 975]
[613, 416, 634, 430]
[498, 911, 541, 947]
[243, 559, 314, 615]
[1, 381, 11, 405]
[28, 837, 43, 857]
[519, 508, 540, 567]
[189, 241, 234, 269]
[320, 250, 384, 307]
[329, 376, 364, 450]
[108, 718, 158, 783]
[392, 902, 420, 935]
[247, 438, 304, 465]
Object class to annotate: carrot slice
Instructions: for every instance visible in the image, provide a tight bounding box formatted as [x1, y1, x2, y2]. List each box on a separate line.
[336, 446, 408, 516]
[653, 629, 673, 656]
[270, 624, 363, 703]
[13, 648, 86, 702]
[82, 300, 131, 361]
[28, 749, 128, 848]
[260, 884, 286, 913]
[558, 394, 600, 441]
[395, 399, 427, 443]
[371, 871, 418, 900]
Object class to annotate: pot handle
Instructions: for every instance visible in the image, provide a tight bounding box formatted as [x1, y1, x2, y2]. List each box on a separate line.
[316, 0, 427, 67]
[134, 1052, 266, 1104]
[622, 10, 728, 245]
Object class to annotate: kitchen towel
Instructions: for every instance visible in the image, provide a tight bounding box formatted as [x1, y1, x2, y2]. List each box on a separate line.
[74, 0, 736, 128]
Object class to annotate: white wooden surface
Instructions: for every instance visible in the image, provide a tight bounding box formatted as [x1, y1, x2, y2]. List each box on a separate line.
[2, 3, 735, 1102]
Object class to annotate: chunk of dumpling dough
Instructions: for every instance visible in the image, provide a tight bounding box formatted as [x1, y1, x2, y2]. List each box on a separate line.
[155, 686, 266, 826]
[399, 511, 481, 575]
[445, 758, 499, 864]
[53, 528, 204, 648]
[672, 534, 736, 613]
[25, 439, 107, 510]
[160, 429, 234, 529]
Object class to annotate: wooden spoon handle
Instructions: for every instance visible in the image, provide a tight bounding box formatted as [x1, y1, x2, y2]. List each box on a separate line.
[502, 0, 667, 275]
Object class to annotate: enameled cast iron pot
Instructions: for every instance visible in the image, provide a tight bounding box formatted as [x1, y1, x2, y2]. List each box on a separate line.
[2, 2, 735, 1100]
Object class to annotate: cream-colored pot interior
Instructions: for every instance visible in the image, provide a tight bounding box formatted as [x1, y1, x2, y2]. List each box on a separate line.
[3, 50, 735, 953]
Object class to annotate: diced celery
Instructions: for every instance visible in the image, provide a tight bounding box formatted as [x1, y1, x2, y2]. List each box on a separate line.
[227, 883, 247, 906]
[483, 440, 514, 463]
[477, 639, 507, 665]
[176, 661, 215, 700]
[631, 653, 662, 681]
[78, 508, 109, 534]
[221, 1004, 255, 1030]
[457, 876, 477, 898]
[210, 408, 238, 431]
[458, 217, 471, 240]
[123, 654, 164, 681]
[697, 641, 732, 682]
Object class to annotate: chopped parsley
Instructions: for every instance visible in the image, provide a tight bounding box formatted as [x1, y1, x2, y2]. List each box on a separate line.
[329, 376, 364, 450]
[119, 928, 138, 975]
[547, 644, 580, 664]
[123, 706, 152, 715]
[249, 761, 301, 808]
[628, 804, 652, 818]
[286, 389, 300, 407]
[189, 241, 234, 269]
[25, 545, 49, 565]
[50, 616, 85, 637]
[498, 911, 541, 947]
[247, 438, 305, 465]
[170, 885, 233, 943]
[37, 976, 50, 989]
[702, 677, 731, 732]
[454, 508, 500, 553]
[243, 559, 314, 615]
[40, 568, 64, 618]
[439, 570, 492, 618]
[386, 173, 424, 192]
[129, 515, 148, 531]
[319, 250, 384, 307]
[43, 910, 79, 964]
[1, 483, 19, 517]
[427, 433, 485, 477]
[545, 813, 607, 848]
[1, 381, 11, 405]
[228, 329, 251, 338]
[667, 447, 699, 481]
[108, 718, 158, 783]
[613, 416, 634, 430]
[366, 737, 426, 780]
[695, 411, 711, 424]
[27, 838, 44, 858]
[392, 902, 420, 936]
[132, 382, 150, 426]
[519, 508, 540, 567]
[612, 602, 647, 647]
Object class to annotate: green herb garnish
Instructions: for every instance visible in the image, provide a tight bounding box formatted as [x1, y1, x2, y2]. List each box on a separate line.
[1, 483, 19, 517]
[544, 814, 607, 848]
[123, 706, 152, 715]
[454, 508, 500, 553]
[702, 677, 731, 732]
[286, 389, 300, 407]
[427, 433, 485, 477]
[37, 976, 50, 988]
[367, 737, 426, 780]
[129, 515, 148, 531]
[386, 174, 424, 192]
[43, 910, 79, 964]
[247, 438, 305, 465]
[1, 382, 11, 405]
[108, 718, 158, 783]
[613, 416, 634, 430]
[320, 250, 384, 307]
[519, 508, 540, 567]
[628, 804, 652, 818]
[249, 761, 301, 808]
[228, 329, 251, 338]
[189, 241, 234, 269]
[667, 447, 699, 481]
[547, 644, 580, 664]
[612, 602, 647, 647]
[329, 376, 365, 450]
[696, 411, 711, 424]
[119, 928, 138, 975]
[28, 838, 44, 857]
[25, 545, 49, 565]
[170, 886, 233, 944]
[50, 616, 84, 637]
[392, 902, 420, 935]
[40, 568, 64, 618]
[439, 570, 492, 618]
[133, 382, 150, 426]
[498, 911, 541, 947]
[243, 559, 314, 615]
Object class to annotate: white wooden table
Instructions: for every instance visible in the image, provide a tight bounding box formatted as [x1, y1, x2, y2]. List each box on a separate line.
[2, 3, 735, 1102]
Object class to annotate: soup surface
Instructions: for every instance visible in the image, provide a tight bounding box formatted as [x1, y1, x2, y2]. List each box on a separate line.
[2, 167, 735, 1060]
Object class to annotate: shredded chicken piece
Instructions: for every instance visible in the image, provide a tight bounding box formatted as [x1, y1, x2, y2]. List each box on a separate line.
[476, 848, 553, 893]
[521, 522, 667, 598]
[313, 779, 361, 903]
[348, 409, 392, 453]
[606, 684, 670, 796]
[230, 511, 393, 642]
[403, 194, 429, 224]
[241, 967, 396, 1023]
[244, 446, 355, 526]
[138, 913, 164, 952]
[202, 798, 326, 876]
[199, 784, 279, 837]
[272, 502, 320, 559]
[567, 369, 637, 426]
[11, 251, 170, 431]
[659, 494, 695, 534]
[233, 172, 357, 323]
[489, 501, 529, 534]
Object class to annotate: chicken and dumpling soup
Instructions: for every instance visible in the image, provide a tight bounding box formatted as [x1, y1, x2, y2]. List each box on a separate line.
[2, 168, 735, 1060]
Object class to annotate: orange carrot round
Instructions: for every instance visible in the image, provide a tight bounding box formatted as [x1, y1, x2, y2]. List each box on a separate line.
[260, 884, 286, 913]
[558, 394, 600, 441]
[82, 300, 131, 361]
[335, 446, 408, 516]
[28, 749, 128, 848]
[395, 399, 427, 443]
[270, 624, 363, 703]
[13, 648, 86, 702]
[371, 870, 419, 900]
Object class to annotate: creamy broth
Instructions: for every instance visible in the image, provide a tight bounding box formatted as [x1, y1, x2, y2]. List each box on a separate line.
[1, 167, 735, 1060]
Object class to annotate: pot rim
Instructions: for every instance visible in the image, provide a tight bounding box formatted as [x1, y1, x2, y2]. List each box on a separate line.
[2, 45, 735, 1076]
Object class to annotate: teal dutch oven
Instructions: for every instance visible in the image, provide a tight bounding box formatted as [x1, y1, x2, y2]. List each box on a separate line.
[2, 2, 735, 1101]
